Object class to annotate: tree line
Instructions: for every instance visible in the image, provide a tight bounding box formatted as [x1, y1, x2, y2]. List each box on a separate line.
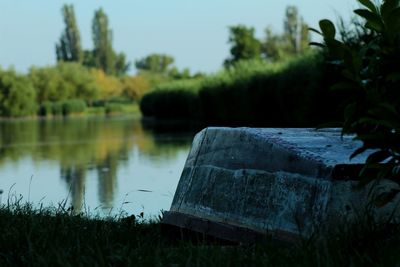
[55, 4, 311, 77]
[0, 4, 310, 117]
[55, 4, 196, 78]
[224, 6, 310, 67]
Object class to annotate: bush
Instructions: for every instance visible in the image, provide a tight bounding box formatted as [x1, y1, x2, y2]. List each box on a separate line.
[0, 68, 37, 117]
[140, 79, 202, 120]
[51, 102, 63, 116]
[38, 102, 52, 117]
[314, 0, 400, 204]
[62, 99, 87, 116]
[105, 103, 125, 115]
[198, 53, 339, 126]
[121, 75, 150, 101]
[139, 53, 342, 126]
[140, 89, 201, 120]
[29, 63, 98, 104]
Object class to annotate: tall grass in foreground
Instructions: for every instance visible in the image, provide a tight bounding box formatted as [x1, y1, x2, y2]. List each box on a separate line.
[0, 197, 399, 266]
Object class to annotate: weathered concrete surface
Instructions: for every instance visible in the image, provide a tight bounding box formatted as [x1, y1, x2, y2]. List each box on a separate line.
[163, 128, 400, 243]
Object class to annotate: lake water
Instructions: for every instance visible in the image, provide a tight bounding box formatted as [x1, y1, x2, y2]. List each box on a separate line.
[0, 116, 198, 218]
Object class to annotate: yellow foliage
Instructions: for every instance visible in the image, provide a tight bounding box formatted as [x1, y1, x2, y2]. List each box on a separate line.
[120, 75, 150, 101]
[90, 69, 123, 101]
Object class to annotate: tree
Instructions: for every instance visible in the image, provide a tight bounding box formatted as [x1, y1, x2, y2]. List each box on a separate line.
[135, 54, 174, 73]
[224, 25, 262, 67]
[86, 8, 130, 76]
[90, 8, 115, 74]
[263, 6, 310, 61]
[114, 52, 130, 77]
[90, 69, 123, 101]
[168, 67, 191, 80]
[29, 63, 98, 104]
[264, 27, 285, 61]
[284, 6, 309, 54]
[0, 68, 37, 117]
[121, 75, 150, 101]
[56, 4, 83, 63]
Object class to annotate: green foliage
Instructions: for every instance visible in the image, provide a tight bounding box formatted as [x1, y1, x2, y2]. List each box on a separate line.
[85, 8, 130, 76]
[105, 103, 125, 115]
[51, 102, 63, 116]
[135, 53, 175, 74]
[36, 99, 87, 117]
[140, 54, 339, 126]
[201, 54, 333, 126]
[224, 25, 262, 67]
[0, 68, 37, 117]
[168, 67, 192, 80]
[29, 62, 98, 104]
[140, 79, 202, 119]
[313, 0, 400, 204]
[114, 52, 130, 76]
[140, 80, 201, 119]
[38, 101, 65, 117]
[263, 6, 310, 61]
[61, 99, 87, 116]
[121, 75, 151, 101]
[336, 16, 376, 52]
[56, 4, 83, 63]
[90, 8, 114, 74]
[284, 6, 310, 52]
[38, 101, 52, 117]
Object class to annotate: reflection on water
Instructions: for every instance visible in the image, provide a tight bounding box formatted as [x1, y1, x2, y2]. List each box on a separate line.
[0, 116, 198, 217]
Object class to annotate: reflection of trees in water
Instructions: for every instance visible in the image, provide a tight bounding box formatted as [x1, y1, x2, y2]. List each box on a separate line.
[60, 146, 130, 212]
[96, 152, 119, 209]
[0, 117, 195, 210]
[60, 165, 86, 211]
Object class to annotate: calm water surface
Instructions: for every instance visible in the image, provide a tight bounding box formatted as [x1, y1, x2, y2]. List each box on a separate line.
[0, 116, 197, 218]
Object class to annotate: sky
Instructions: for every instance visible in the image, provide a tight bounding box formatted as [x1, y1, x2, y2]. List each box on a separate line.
[0, 0, 358, 75]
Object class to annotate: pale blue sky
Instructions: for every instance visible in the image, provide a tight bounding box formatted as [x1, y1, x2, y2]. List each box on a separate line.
[0, 0, 357, 74]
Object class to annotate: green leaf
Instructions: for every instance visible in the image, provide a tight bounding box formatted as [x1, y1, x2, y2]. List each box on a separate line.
[343, 48, 361, 75]
[344, 102, 357, 120]
[386, 7, 400, 33]
[381, 0, 400, 19]
[366, 150, 391, 164]
[308, 27, 322, 35]
[325, 39, 345, 58]
[309, 42, 325, 48]
[358, 0, 379, 14]
[386, 71, 400, 82]
[356, 132, 388, 142]
[358, 117, 400, 129]
[374, 189, 400, 207]
[319, 19, 336, 39]
[350, 146, 369, 160]
[357, 164, 382, 187]
[368, 106, 397, 119]
[342, 69, 358, 81]
[354, 9, 384, 31]
[331, 82, 360, 92]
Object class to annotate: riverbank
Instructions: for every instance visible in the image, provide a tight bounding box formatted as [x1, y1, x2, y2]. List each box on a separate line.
[0, 102, 141, 122]
[0, 202, 399, 266]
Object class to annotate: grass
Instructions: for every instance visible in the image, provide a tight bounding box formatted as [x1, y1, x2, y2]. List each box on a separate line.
[85, 102, 141, 117]
[0, 197, 399, 266]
